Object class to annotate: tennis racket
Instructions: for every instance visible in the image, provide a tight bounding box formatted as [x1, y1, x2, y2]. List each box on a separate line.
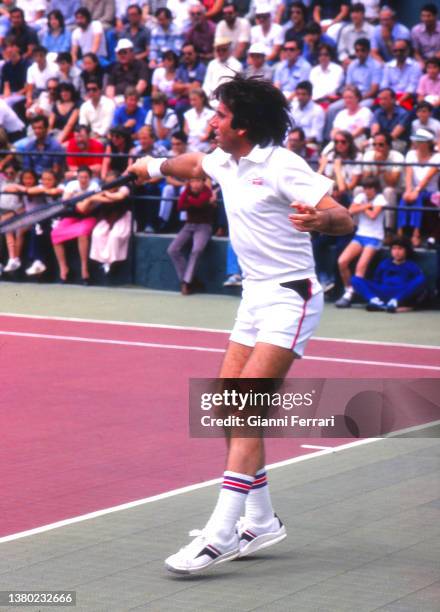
[0, 173, 137, 234]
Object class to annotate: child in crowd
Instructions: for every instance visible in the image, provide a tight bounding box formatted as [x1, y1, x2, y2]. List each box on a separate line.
[352, 237, 427, 312]
[24, 169, 64, 275]
[167, 177, 215, 295]
[336, 176, 387, 308]
[0, 162, 23, 275]
[51, 166, 100, 284]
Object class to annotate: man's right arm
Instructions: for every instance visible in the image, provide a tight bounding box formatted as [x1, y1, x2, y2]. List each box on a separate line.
[127, 152, 207, 183]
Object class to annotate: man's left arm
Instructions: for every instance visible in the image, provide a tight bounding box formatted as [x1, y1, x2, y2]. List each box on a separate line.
[288, 194, 354, 235]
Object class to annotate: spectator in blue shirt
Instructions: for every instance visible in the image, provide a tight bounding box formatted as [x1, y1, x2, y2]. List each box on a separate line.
[174, 43, 207, 116]
[371, 88, 410, 151]
[273, 38, 311, 102]
[302, 20, 336, 66]
[380, 39, 423, 107]
[118, 4, 150, 62]
[112, 87, 147, 134]
[42, 10, 72, 55]
[371, 6, 410, 63]
[22, 115, 65, 176]
[351, 237, 427, 312]
[149, 7, 183, 69]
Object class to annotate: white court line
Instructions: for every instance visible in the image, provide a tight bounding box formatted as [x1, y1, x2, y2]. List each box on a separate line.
[1, 330, 439, 371]
[1, 312, 440, 350]
[301, 444, 334, 450]
[0, 438, 377, 545]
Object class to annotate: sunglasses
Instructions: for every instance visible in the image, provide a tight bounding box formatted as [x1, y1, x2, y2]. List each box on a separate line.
[334, 139, 347, 144]
[374, 142, 386, 147]
[284, 46, 298, 51]
[86, 87, 99, 92]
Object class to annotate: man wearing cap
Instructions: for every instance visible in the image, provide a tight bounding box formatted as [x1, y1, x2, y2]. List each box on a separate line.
[250, 2, 283, 63]
[244, 42, 273, 80]
[215, 1, 250, 61]
[203, 37, 242, 102]
[106, 39, 150, 104]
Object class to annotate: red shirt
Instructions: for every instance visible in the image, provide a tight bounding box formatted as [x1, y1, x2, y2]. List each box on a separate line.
[66, 137, 105, 169]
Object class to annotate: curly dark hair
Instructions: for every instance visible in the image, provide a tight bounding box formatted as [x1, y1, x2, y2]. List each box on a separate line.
[213, 75, 292, 147]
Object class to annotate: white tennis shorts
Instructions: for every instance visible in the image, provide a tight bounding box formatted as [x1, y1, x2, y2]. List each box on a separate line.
[230, 277, 323, 357]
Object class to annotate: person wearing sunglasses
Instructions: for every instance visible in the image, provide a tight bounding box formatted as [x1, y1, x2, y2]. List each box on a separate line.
[185, 3, 216, 63]
[250, 2, 283, 63]
[78, 77, 115, 140]
[379, 39, 422, 111]
[362, 131, 404, 238]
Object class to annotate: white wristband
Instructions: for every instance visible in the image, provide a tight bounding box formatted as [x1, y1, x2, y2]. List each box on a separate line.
[147, 157, 166, 179]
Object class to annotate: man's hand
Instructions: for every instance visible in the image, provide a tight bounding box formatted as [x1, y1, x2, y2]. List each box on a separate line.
[288, 202, 324, 232]
[126, 156, 154, 184]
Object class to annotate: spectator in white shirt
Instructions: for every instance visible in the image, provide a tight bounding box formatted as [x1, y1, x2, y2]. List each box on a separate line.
[309, 42, 344, 102]
[202, 37, 242, 102]
[215, 0, 250, 61]
[250, 2, 283, 63]
[183, 88, 215, 152]
[79, 77, 115, 139]
[289, 80, 325, 144]
[71, 7, 107, 65]
[25, 45, 59, 109]
[331, 85, 373, 149]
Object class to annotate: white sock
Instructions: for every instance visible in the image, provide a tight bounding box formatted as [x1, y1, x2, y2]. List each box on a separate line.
[204, 471, 254, 544]
[244, 468, 275, 526]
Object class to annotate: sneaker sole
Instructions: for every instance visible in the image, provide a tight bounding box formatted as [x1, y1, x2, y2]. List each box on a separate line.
[238, 526, 287, 558]
[165, 548, 240, 574]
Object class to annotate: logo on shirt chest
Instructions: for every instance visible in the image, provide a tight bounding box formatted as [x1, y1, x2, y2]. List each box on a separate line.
[250, 176, 264, 186]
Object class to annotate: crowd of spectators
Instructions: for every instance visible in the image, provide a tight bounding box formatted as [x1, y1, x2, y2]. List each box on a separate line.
[0, 0, 438, 300]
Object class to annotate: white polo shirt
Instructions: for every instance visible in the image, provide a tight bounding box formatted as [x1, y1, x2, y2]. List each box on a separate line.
[202, 145, 333, 282]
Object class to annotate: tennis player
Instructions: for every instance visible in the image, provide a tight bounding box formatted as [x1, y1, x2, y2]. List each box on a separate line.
[127, 75, 354, 574]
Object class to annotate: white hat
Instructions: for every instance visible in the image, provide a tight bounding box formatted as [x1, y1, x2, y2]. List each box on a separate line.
[255, 2, 271, 14]
[115, 39, 134, 53]
[214, 36, 232, 47]
[411, 127, 435, 142]
[248, 42, 267, 55]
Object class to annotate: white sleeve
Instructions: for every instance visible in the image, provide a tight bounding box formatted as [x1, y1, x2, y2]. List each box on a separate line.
[277, 150, 333, 206]
[373, 194, 387, 208]
[201, 148, 227, 182]
[353, 192, 365, 204]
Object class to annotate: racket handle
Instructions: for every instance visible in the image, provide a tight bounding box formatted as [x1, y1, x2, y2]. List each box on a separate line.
[100, 172, 137, 191]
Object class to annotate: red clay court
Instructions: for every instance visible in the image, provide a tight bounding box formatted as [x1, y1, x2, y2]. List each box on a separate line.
[2, 312, 439, 541]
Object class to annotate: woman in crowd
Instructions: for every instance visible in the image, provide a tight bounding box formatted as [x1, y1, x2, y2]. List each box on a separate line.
[318, 130, 362, 206]
[89, 170, 132, 274]
[51, 166, 99, 283]
[101, 127, 132, 179]
[151, 50, 179, 103]
[48, 82, 80, 144]
[397, 128, 440, 247]
[41, 10, 71, 57]
[183, 89, 215, 153]
[331, 85, 373, 149]
[79, 53, 106, 99]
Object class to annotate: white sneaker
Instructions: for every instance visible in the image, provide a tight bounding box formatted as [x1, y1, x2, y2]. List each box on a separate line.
[25, 260, 47, 276]
[165, 529, 240, 574]
[236, 514, 287, 558]
[3, 257, 21, 272]
[223, 273, 242, 287]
